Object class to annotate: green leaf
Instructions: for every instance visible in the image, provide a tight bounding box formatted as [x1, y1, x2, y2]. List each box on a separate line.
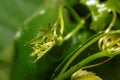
[80, 0, 112, 32]
[105, 0, 120, 13]
[90, 11, 112, 31]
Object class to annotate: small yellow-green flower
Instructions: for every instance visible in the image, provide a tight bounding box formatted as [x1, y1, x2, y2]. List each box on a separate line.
[25, 24, 63, 63]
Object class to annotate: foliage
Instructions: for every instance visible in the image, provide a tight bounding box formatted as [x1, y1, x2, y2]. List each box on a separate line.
[0, 0, 120, 80]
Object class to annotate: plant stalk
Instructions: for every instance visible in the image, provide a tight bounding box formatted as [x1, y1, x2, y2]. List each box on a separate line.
[55, 49, 120, 80]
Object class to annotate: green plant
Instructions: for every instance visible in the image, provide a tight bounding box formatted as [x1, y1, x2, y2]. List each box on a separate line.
[1, 0, 120, 80]
[25, 1, 120, 80]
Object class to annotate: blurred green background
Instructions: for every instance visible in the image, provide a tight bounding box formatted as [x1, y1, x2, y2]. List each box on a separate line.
[0, 0, 54, 80]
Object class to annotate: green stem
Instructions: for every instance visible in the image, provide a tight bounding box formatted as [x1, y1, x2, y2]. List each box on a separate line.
[107, 38, 120, 49]
[64, 4, 81, 22]
[63, 19, 85, 41]
[63, 5, 91, 41]
[57, 3, 85, 41]
[55, 4, 64, 34]
[55, 50, 107, 80]
[55, 49, 120, 80]
[55, 3, 81, 35]
[53, 14, 90, 75]
[63, 4, 87, 41]
[105, 11, 117, 33]
[58, 30, 120, 76]
[98, 11, 117, 50]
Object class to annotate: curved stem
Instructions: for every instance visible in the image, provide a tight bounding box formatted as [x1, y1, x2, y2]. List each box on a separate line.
[56, 4, 91, 41]
[55, 4, 82, 35]
[54, 4, 64, 34]
[63, 4, 83, 41]
[57, 4, 92, 41]
[63, 19, 85, 41]
[64, 4, 81, 22]
[58, 30, 120, 76]
[53, 14, 91, 76]
[55, 49, 120, 80]
[63, 5, 91, 41]
[105, 11, 117, 33]
[81, 57, 112, 69]
[98, 11, 117, 50]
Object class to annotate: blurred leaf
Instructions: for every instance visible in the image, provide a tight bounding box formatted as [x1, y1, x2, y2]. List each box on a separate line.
[80, 0, 112, 32]
[105, 0, 120, 13]
[0, 0, 44, 51]
[90, 11, 112, 31]
[113, 18, 120, 29]
[0, 0, 53, 80]
[0, 27, 13, 50]
[0, 43, 14, 80]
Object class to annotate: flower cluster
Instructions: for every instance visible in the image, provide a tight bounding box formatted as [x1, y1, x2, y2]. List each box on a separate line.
[25, 24, 63, 63]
